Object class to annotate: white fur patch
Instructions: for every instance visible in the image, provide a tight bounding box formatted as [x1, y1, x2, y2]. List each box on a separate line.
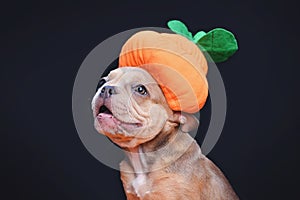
[131, 174, 149, 197]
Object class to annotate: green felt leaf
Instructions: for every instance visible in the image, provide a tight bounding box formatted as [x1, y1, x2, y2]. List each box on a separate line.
[197, 28, 238, 63]
[167, 20, 193, 40]
[192, 31, 206, 43]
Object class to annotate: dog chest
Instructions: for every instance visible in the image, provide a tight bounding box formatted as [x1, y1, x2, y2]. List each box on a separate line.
[131, 174, 150, 197]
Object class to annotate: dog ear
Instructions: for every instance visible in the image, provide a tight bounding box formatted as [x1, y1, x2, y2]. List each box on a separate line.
[171, 112, 199, 132]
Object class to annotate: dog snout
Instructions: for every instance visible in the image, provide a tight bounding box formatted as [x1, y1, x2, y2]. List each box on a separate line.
[100, 85, 117, 98]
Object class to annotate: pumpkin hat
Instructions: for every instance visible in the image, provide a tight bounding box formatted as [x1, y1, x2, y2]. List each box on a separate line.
[119, 20, 238, 113]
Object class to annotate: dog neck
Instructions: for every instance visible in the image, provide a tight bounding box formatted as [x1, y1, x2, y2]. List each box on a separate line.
[125, 146, 147, 174]
[125, 124, 195, 174]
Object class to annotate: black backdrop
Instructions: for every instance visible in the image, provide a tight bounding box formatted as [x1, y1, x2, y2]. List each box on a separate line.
[1, 0, 300, 199]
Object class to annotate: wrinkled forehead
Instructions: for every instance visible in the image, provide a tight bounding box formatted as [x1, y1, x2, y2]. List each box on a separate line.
[107, 67, 168, 105]
[107, 67, 157, 86]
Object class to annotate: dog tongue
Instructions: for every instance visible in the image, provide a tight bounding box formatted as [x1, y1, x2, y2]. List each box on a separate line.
[98, 112, 112, 117]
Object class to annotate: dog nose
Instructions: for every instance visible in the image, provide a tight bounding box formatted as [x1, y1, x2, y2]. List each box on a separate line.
[100, 85, 116, 98]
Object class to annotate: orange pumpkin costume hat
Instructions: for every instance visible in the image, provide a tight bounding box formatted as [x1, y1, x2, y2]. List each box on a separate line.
[119, 20, 238, 113]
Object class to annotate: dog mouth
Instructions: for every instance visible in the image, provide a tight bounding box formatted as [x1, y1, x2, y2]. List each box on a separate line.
[98, 105, 113, 115]
[96, 104, 142, 128]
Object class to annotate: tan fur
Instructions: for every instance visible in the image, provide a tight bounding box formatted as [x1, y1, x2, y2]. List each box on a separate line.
[92, 67, 239, 200]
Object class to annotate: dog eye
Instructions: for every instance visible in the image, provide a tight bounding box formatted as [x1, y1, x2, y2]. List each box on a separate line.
[135, 85, 147, 95]
[96, 78, 106, 92]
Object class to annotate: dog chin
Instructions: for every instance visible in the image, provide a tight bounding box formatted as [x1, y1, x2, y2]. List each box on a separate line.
[94, 116, 162, 148]
[94, 113, 143, 135]
[94, 123, 146, 148]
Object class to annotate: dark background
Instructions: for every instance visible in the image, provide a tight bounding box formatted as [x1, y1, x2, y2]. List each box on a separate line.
[1, 0, 299, 199]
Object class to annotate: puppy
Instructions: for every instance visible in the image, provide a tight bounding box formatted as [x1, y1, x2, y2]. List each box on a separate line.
[92, 67, 239, 200]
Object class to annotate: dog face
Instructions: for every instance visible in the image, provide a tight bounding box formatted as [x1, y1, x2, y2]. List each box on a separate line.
[92, 67, 175, 148]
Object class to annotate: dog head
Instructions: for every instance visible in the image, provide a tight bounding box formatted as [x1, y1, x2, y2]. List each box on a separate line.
[91, 67, 198, 148]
